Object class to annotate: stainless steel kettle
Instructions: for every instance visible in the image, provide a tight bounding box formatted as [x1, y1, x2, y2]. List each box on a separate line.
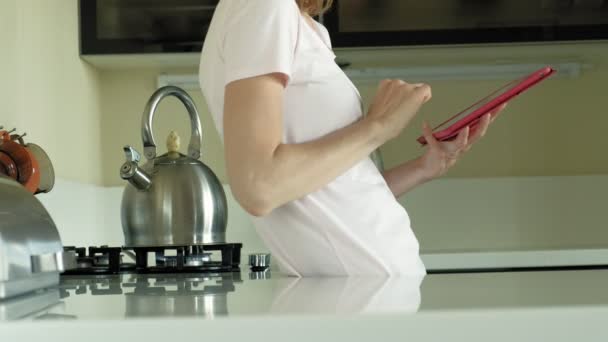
[120, 86, 227, 247]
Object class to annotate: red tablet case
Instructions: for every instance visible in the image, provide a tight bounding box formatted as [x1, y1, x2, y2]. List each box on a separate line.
[417, 66, 556, 145]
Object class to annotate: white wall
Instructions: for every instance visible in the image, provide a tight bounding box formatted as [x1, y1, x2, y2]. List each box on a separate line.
[0, 0, 103, 184]
[0, 0, 17, 124]
[402, 175, 608, 252]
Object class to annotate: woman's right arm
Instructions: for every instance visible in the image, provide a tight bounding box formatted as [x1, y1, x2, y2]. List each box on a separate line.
[223, 74, 431, 216]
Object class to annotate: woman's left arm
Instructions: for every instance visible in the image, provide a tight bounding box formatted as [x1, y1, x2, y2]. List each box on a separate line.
[382, 104, 506, 198]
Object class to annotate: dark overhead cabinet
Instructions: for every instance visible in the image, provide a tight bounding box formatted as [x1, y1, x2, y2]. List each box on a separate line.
[323, 0, 608, 47]
[80, 0, 608, 55]
[79, 0, 219, 54]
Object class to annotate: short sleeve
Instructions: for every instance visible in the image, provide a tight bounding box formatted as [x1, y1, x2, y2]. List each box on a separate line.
[222, 0, 300, 86]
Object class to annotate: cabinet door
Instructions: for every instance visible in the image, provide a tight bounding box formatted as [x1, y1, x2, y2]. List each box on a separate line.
[323, 0, 608, 48]
[80, 0, 218, 54]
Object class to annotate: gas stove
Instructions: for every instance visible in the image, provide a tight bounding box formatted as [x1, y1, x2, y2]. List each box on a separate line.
[62, 243, 244, 276]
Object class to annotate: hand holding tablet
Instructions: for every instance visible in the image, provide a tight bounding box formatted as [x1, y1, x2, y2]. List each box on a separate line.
[417, 66, 556, 145]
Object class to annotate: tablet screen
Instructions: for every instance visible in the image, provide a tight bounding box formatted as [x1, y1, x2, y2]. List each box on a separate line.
[432, 78, 521, 132]
[418, 66, 556, 145]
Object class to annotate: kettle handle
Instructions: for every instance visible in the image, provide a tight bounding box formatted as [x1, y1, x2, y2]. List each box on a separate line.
[141, 86, 202, 161]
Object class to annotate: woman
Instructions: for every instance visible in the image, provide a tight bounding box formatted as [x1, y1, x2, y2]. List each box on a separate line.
[199, 0, 504, 276]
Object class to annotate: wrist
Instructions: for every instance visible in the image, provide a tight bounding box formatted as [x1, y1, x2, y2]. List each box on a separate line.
[361, 115, 387, 148]
[412, 156, 436, 183]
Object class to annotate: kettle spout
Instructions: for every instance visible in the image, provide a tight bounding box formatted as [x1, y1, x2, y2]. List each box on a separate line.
[120, 146, 152, 191]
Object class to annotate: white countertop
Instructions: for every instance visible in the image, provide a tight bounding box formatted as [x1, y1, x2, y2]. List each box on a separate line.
[422, 248, 608, 271]
[2, 268, 608, 341]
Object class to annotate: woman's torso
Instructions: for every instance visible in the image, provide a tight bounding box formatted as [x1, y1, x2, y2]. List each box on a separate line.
[199, 0, 425, 276]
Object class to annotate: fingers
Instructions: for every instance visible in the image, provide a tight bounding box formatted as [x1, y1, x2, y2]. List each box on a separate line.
[468, 114, 492, 145]
[379, 79, 432, 103]
[386, 80, 403, 103]
[422, 121, 441, 149]
[375, 79, 394, 107]
[414, 83, 432, 103]
[440, 126, 469, 159]
[385, 80, 432, 119]
[369, 79, 433, 142]
[489, 103, 507, 123]
[378, 79, 393, 92]
[454, 126, 470, 149]
[376, 79, 406, 108]
[426, 102, 505, 159]
[495, 102, 508, 113]
[445, 126, 469, 153]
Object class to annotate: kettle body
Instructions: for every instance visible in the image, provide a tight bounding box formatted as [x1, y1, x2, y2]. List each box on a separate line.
[120, 86, 227, 247]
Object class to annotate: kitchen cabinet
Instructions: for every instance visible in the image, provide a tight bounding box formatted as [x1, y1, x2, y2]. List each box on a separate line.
[80, 0, 608, 56]
[324, 0, 608, 48]
[79, 0, 218, 55]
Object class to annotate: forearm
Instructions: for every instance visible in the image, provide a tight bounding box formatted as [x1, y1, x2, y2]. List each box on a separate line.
[274, 119, 382, 194]
[229, 117, 384, 215]
[381, 157, 432, 198]
[224, 74, 431, 216]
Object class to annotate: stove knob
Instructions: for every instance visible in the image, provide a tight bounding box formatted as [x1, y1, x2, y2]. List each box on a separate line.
[250, 269, 271, 280]
[248, 253, 271, 271]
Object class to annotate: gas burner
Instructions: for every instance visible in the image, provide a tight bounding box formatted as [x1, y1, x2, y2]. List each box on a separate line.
[158, 254, 212, 267]
[130, 244, 242, 274]
[63, 246, 131, 275]
[62, 243, 242, 276]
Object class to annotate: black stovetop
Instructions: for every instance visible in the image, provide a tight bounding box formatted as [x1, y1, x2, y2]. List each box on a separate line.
[62, 243, 242, 276]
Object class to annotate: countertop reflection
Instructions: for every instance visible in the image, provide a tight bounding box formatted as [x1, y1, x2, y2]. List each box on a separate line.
[48, 272, 424, 320]
[3, 268, 608, 321]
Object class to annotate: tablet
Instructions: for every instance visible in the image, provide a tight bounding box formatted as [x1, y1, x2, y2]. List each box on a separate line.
[417, 66, 556, 145]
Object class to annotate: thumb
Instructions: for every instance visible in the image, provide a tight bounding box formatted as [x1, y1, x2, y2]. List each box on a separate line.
[422, 121, 440, 149]
[414, 84, 432, 103]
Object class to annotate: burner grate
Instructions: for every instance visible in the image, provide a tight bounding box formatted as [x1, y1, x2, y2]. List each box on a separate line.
[62, 243, 242, 275]
[131, 243, 242, 274]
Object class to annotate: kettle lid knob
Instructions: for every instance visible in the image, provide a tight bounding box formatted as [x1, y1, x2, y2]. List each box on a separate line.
[167, 131, 181, 153]
[167, 131, 182, 159]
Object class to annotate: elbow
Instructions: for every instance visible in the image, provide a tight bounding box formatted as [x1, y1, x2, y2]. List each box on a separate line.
[240, 198, 273, 217]
[232, 181, 276, 217]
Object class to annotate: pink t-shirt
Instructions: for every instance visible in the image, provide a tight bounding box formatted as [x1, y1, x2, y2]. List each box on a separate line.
[199, 0, 426, 276]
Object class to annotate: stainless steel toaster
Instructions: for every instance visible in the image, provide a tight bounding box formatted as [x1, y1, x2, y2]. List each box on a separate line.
[0, 176, 75, 299]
